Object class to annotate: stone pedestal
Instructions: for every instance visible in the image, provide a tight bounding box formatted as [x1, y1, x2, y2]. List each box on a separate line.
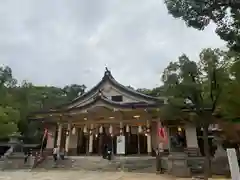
[185, 124, 198, 148]
[214, 136, 227, 158]
[8, 132, 22, 152]
[9, 132, 21, 144]
[212, 136, 229, 175]
[167, 152, 190, 177]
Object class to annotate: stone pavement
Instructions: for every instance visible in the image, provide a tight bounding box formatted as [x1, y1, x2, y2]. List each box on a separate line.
[0, 170, 174, 180]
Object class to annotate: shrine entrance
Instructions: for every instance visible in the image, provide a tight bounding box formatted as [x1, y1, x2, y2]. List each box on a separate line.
[76, 128, 88, 155]
[74, 124, 148, 156]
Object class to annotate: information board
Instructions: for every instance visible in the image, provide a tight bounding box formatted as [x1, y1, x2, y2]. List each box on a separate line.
[227, 148, 240, 180]
[116, 135, 125, 155]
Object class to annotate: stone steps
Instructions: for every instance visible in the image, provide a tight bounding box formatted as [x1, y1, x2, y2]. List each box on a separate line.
[36, 156, 156, 173]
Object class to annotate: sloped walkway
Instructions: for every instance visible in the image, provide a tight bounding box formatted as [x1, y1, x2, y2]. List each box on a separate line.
[36, 156, 156, 173]
[0, 170, 229, 180]
[0, 170, 172, 180]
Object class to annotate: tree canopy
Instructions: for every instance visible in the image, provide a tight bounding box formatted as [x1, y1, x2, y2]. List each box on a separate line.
[160, 48, 231, 179]
[164, 0, 240, 52]
[0, 66, 87, 142]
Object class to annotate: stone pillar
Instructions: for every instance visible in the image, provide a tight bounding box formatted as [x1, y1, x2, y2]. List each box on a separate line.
[65, 123, 71, 154]
[185, 124, 198, 148]
[56, 123, 62, 149]
[146, 120, 152, 155]
[88, 124, 94, 155]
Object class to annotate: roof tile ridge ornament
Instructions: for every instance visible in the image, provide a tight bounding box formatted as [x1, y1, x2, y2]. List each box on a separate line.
[94, 89, 103, 100]
[104, 67, 113, 79]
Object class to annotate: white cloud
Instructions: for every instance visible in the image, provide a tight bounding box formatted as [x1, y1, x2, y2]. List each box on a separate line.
[0, 0, 225, 89]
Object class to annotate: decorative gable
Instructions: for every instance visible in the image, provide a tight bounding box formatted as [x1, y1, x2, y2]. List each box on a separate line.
[65, 68, 166, 109]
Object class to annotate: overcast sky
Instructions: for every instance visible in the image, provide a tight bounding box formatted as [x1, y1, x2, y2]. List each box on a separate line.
[0, 0, 225, 90]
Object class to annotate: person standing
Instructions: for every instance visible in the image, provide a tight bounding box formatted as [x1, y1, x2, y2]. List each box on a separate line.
[24, 150, 29, 164]
[53, 147, 58, 162]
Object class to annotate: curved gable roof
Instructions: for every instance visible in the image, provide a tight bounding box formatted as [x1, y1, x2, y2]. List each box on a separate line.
[68, 68, 165, 106]
[68, 93, 160, 112]
[30, 93, 162, 117]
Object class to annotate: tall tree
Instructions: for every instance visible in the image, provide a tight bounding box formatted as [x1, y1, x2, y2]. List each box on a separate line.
[161, 48, 228, 180]
[164, 0, 240, 52]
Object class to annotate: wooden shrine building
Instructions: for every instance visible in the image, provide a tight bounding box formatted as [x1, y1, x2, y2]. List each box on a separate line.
[29, 68, 201, 156]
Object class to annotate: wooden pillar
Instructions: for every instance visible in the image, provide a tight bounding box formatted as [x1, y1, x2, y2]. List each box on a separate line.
[56, 123, 62, 149]
[65, 123, 71, 155]
[146, 120, 152, 155]
[120, 122, 123, 135]
[98, 125, 103, 155]
[109, 124, 113, 154]
[83, 125, 88, 155]
[126, 124, 130, 155]
[89, 124, 94, 155]
[138, 125, 142, 155]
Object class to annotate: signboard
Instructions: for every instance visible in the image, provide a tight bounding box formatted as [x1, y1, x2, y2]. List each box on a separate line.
[227, 148, 240, 180]
[116, 135, 125, 155]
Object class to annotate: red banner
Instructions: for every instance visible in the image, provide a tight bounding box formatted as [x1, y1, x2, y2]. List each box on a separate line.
[158, 127, 167, 143]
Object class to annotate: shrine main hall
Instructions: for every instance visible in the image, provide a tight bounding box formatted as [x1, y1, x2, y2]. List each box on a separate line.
[30, 69, 200, 156]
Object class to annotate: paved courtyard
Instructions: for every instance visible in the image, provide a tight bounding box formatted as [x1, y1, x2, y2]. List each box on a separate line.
[0, 170, 174, 180]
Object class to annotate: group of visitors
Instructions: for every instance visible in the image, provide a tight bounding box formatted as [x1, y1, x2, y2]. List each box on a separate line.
[52, 147, 65, 162]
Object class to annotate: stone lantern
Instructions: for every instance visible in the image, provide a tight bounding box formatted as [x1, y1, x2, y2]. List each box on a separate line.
[212, 131, 229, 175]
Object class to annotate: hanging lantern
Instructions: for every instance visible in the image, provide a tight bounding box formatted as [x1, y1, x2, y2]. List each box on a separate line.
[177, 127, 182, 132]
[138, 125, 142, 133]
[146, 128, 150, 133]
[83, 126, 87, 133]
[109, 125, 113, 134]
[146, 120, 150, 128]
[126, 125, 130, 133]
[66, 130, 69, 136]
[99, 126, 103, 134]
[72, 127, 76, 135]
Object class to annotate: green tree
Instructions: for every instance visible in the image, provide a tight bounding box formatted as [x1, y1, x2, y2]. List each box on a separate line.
[220, 52, 240, 118]
[0, 106, 20, 139]
[16, 83, 70, 143]
[164, 0, 240, 52]
[63, 84, 86, 101]
[0, 66, 20, 139]
[161, 48, 228, 180]
[136, 88, 152, 95]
